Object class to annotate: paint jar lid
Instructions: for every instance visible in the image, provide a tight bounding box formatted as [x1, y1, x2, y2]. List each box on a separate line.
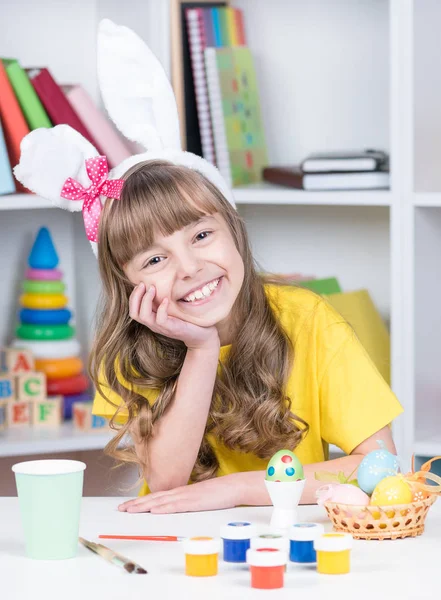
[289, 522, 325, 541]
[314, 533, 353, 552]
[220, 521, 257, 540]
[183, 536, 221, 555]
[250, 534, 289, 551]
[246, 548, 288, 567]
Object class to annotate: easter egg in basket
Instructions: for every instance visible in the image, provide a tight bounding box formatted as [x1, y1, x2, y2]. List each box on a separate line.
[371, 475, 413, 506]
[265, 450, 304, 482]
[357, 441, 399, 494]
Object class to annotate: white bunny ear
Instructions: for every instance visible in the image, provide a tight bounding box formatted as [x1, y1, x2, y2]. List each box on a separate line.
[97, 18, 182, 152]
[14, 125, 99, 212]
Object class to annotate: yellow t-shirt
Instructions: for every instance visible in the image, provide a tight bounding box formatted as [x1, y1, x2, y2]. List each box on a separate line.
[92, 284, 403, 495]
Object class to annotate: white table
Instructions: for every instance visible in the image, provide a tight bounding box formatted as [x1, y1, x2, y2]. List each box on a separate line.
[2, 497, 439, 600]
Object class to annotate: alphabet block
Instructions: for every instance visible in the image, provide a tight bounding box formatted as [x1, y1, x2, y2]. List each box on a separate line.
[73, 402, 108, 432]
[0, 348, 34, 373]
[7, 400, 32, 427]
[0, 375, 15, 400]
[16, 372, 46, 402]
[0, 399, 7, 430]
[32, 396, 63, 427]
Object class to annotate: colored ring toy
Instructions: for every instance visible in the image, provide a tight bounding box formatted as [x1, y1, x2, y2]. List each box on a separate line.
[19, 308, 72, 325]
[16, 324, 75, 341]
[47, 374, 89, 396]
[20, 293, 68, 309]
[22, 280, 65, 294]
[25, 268, 63, 281]
[35, 357, 84, 379]
[11, 338, 81, 359]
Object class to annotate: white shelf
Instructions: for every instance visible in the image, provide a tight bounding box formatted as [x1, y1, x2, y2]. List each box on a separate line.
[414, 435, 441, 458]
[233, 183, 391, 206]
[1, 187, 393, 211]
[0, 194, 53, 210]
[414, 193, 441, 207]
[0, 422, 113, 457]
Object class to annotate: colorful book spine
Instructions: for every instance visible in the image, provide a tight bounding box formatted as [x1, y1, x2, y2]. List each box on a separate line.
[185, 8, 216, 165]
[204, 47, 232, 187]
[211, 8, 223, 46]
[205, 47, 268, 186]
[0, 60, 29, 191]
[226, 7, 239, 45]
[2, 59, 52, 130]
[62, 84, 131, 168]
[0, 115, 15, 195]
[234, 8, 246, 45]
[27, 68, 103, 153]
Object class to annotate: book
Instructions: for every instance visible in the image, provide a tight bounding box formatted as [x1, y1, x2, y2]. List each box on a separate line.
[298, 277, 342, 295]
[27, 68, 103, 153]
[1, 59, 52, 130]
[301, 149, 389, 173]
[205, 46, 268, 186]
[0, 60, 29, 191]
[179, 2, 227, 157]
[0, 115, 15, 195]
[262, 166, 390, 191]
[62, 84, 131, 168]
[185, 7, 217, 164]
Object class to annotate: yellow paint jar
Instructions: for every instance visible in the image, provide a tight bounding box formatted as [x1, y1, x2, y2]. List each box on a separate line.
[182, 536, 220, 577]
[314, 533, 353, 575]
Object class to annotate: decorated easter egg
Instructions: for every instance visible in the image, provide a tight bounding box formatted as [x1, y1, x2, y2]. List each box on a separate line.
[357, 443, 399, 494]
[316, 483, 370, 506]
[370, 475, 413, 506]
[265, 449, 304, 482]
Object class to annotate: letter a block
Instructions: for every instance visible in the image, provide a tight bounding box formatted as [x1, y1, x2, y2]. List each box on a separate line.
[7, 400, 32, 427]
[0, 348, 34, 373]
[16, 372, 46, 402]
[33, 396, 63, 427]
[0, 376, 15, 400]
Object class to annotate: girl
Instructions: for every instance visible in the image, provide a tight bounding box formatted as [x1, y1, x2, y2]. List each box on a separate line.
[14, 19, 403, 515]
[90, 159, 402, 514]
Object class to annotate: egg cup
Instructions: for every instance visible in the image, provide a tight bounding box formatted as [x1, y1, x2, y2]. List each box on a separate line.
[323, 495, 437, 540]
[265, 479, 306, 531]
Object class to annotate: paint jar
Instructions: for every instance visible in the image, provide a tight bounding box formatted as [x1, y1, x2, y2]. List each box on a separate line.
[314, 533, 353, 575]
[289, 522, 324, 563]
[250, 533, 289, 552]
[220, 521, 257, 563]
[246, 548, 287, 589]
[182, 536, 220, 577]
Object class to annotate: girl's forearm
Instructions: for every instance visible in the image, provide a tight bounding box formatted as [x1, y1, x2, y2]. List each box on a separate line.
[235, 454, 365, 506]
[136, 345, 220, 492]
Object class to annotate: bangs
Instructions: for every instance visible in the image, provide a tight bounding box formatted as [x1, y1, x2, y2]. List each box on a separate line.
[101, 162, 220, 267]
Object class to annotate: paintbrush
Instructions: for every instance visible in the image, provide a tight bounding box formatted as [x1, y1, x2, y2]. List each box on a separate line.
[99, 534, 185, 542]
[79, 537, 147, 574]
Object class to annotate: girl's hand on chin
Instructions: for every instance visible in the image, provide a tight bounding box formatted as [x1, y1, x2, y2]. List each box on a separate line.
[129, 283, 220, 351]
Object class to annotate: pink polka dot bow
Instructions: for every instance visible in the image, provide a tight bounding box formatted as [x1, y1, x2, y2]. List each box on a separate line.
[60, 156, 124, 242]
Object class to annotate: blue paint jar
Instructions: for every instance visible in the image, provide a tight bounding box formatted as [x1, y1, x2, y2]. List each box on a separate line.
[220, 521, 257, 563]
[289, 523, 324, 563]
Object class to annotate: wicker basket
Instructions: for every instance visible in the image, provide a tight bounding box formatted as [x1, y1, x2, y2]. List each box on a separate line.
[324, 495, 437, 540]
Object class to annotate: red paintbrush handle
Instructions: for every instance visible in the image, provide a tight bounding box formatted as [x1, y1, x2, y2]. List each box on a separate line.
[99, 535, 181, 541]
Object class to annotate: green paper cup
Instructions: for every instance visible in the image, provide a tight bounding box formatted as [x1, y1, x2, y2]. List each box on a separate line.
[12, 459, 86, 560]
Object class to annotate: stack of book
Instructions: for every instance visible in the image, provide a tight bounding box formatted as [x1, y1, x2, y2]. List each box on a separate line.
[0, 59, 132, 196]
[262, 150, 390, 191]
[178, 3, 268, 187]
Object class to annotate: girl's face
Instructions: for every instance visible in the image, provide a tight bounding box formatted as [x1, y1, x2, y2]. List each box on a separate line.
[123, 212, 245, 338]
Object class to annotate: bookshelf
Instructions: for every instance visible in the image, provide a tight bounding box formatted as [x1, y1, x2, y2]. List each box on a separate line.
[0, 0, 435, 472]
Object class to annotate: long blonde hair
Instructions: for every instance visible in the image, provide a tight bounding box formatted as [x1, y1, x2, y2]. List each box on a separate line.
[90, 160, 309, 482]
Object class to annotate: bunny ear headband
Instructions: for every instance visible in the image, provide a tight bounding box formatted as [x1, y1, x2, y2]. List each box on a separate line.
[14, 18, 236, 257]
